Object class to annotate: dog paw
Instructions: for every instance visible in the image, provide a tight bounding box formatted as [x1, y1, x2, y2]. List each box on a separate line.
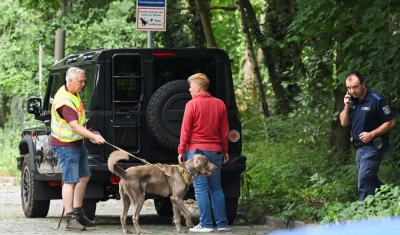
[186, 222, 195, 228]
[123, 230, 133, 234]
[178, 228, 188, 233]
[137, 230, 147, 234]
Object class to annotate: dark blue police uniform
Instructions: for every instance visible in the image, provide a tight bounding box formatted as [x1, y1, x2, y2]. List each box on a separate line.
[349, 88, 395, 201]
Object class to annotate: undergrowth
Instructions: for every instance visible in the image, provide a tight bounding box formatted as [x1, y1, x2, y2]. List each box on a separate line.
[237, 106, 398, 224]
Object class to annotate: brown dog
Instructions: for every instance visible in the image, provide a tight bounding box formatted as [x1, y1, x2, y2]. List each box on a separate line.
[107, 150, 217, 234]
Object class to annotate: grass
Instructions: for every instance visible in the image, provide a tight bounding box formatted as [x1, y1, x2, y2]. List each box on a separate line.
[0, 127, 21, 176]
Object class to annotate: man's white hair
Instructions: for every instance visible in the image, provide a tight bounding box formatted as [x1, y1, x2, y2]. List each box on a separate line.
[66, 67, 85, 81]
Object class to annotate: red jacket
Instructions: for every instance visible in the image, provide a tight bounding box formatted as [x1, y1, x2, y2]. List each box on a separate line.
[178, 92, 229, 155]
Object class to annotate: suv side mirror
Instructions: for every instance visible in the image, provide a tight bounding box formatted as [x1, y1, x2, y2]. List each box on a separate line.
[27, 98, 42, 115]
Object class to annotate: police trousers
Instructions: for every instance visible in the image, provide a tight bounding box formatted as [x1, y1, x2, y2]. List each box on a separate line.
[356, 144, 387, 201]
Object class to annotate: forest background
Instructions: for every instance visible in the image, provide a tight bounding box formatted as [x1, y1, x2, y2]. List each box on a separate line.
[1, 0, 400, 224]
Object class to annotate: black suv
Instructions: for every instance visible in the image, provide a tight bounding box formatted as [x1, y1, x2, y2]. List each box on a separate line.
[18, 48, 246, 224]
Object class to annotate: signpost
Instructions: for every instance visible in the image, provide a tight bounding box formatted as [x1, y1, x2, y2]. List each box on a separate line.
[136, 0, 167, 32]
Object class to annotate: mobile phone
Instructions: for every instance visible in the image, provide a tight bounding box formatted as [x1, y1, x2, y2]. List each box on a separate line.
[346, 91, 354, 106]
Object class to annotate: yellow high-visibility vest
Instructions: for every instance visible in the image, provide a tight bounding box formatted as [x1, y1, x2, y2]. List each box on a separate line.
[51, 86, 86, 142]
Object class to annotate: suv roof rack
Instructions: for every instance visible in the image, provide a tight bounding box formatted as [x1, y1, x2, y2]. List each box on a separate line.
[65, 48, 108, 64]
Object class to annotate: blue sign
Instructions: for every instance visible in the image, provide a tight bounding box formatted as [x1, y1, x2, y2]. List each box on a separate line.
[137, 0, 166, 8]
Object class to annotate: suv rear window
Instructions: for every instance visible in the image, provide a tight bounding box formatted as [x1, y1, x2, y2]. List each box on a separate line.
[153, 58, 217, 95]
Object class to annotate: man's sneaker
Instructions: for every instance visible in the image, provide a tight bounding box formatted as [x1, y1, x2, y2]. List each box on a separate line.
[189, 224, 213, 232]
[218, 225, 231, 231]
[65, 214, 86, 231]
[74, 210, 95, 227]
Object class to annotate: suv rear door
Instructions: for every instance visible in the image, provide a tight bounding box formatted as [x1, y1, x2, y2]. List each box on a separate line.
[110, 53, 143, 153]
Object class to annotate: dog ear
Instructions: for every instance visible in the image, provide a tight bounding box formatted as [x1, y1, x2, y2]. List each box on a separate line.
[193, 155, 208, 172]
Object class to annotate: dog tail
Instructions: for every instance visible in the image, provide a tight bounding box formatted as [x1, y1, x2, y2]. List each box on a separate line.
[108, 150, 129, 179]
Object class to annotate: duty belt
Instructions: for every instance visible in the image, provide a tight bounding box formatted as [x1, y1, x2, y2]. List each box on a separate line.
[352, 141, 372, 149]
[352, 137, 383, 150]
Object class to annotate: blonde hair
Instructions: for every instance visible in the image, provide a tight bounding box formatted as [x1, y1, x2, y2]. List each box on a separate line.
[188, 73, 210, 90]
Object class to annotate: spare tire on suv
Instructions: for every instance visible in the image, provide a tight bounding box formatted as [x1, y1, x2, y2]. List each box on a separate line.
[146, 80, 191, 150]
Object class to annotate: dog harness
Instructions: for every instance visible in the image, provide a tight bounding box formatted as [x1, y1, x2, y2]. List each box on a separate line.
[155, 163, 192, 186]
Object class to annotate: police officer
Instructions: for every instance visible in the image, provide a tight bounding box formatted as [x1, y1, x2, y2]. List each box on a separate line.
[340, 71, 395, 201]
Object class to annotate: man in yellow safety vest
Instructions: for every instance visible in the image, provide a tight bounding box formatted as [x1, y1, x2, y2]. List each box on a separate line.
[51, 67, 105, 231]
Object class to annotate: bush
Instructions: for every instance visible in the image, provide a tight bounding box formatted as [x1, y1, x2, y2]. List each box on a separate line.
[321, 185, 400, 224]
[0, 127, 20, 176]
[238, 108, 359, 223]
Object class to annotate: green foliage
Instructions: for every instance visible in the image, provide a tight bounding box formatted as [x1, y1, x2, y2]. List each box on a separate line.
[0, 127, 21, 176]
[322, 185, 400, 224]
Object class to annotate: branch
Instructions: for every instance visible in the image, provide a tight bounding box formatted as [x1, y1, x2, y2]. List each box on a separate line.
[167, 6, 237, 14]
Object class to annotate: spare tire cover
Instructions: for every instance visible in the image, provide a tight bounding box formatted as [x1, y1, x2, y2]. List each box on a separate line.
[146, 80, 191, 150]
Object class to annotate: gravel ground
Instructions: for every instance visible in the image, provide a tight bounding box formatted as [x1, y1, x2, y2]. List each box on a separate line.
[0, 179, 277, 235]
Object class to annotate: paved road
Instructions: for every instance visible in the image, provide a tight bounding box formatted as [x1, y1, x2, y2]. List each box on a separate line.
[0, 181, 277, 235]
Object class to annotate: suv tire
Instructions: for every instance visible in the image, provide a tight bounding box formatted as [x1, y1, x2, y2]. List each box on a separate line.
[225, 198, 238, 225]
[154, 197, 173, 217]
[82, 199, 97, 220]
[21, 154, 50, 218]
[146, 80, 191, 150]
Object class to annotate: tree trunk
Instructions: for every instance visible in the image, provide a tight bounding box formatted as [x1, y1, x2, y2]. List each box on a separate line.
[236, 0, 270, 118]
[242, 0, 290, 116]
[0, 95, 8, 128]
[329, 46, 352, 163]
[194, 0, 217, 48]
[188, 0, 206, 48]
[54, 0, 67, 63]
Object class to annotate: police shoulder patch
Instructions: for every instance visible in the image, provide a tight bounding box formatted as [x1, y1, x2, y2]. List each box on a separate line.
[383, 105, 391, 115]
[372, 93, 382, 100]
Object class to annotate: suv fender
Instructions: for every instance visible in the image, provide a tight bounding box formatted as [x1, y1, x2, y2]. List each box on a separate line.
[18, 135, 38, 173]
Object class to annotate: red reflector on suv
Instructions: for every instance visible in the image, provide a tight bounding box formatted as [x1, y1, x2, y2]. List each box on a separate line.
[152, 52, 174, 57]
[228, 130, 240, 142]
[110, 175, 121, 185]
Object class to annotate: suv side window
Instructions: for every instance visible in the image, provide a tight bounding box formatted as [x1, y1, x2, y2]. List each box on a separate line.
[113, 55, 142, 103]
[153, 58, 217, 95]
[46, 73, 63, 111]
[80, 66, 95, 109]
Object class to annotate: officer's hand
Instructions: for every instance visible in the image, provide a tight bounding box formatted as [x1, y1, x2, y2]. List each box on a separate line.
[344, 92, 352, 107]
[178, 154, 185, 164]
[359, 132, 373, 143]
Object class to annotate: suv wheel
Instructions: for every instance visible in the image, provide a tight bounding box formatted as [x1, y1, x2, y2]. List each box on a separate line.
[226, 198, 238, 225]
[21, 154, 50, 218]
[154, 197, 173, 217]
[146, 80, 191, 150]
[82, 199, 97, 220]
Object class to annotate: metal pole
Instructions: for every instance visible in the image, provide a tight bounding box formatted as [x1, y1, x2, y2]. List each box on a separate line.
[39, 44, 43, 99]
[147, 31, 152, 48]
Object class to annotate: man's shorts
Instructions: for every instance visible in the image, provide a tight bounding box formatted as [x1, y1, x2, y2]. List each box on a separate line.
[51, 145, 91, 184]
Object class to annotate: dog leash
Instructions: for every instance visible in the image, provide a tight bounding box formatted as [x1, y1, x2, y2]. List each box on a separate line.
[104, 141, 151, 165]
[105, 141, 193, 186]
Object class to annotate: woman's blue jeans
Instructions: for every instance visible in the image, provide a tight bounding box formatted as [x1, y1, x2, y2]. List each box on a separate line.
[186, 150, 228, 229]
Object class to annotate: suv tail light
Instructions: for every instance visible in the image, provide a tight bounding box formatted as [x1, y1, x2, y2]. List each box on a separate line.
[152, 52, 175, 57]
[110, 175, 121, 185]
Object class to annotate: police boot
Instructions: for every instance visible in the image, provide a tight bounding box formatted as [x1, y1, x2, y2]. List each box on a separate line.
[74, 208, 95, 227]
[65, 213, 86, 231]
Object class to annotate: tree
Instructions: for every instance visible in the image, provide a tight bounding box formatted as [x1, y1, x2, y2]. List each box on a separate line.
[236, 0, 270, 118]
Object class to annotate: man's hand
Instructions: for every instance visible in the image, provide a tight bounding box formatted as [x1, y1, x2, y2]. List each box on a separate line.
[178, 154, 185, 164]
[344, 92, 352, 107]
[92, 134, 105, 145]
[223, 154, 229, 164]
[359, 132, 374, 143]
